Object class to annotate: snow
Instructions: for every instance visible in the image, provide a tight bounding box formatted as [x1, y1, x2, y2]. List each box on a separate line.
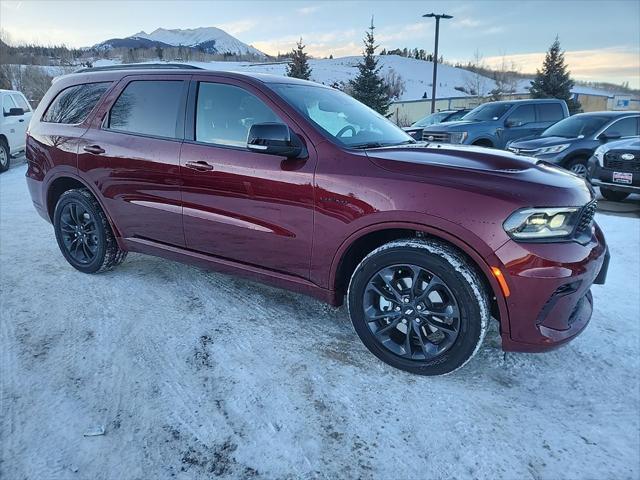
[1, 162, 639, 479]
[129, 27, 264, 57]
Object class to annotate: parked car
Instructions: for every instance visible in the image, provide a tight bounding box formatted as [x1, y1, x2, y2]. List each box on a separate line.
[404, 109, 470, 140]
[26, 66, 608, 375]
[0, 89, 33, 172]
[508, 111, 640, 176]
[587, 136, 640, 201]
[420, 99, 568, 149]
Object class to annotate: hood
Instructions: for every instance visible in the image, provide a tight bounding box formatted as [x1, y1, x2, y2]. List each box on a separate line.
[601, 136, 640, 153]
[510, 136, 575, 149]
[422, 120, 476, 132]
[364, 143, 592, 206]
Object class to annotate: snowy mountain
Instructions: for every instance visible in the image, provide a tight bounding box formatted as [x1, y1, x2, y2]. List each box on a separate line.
[94, 27, 265, 57]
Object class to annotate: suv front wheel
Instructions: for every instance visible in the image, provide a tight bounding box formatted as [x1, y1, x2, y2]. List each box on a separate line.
[53, 188, 127, 273]
[347, 239, 489, 375]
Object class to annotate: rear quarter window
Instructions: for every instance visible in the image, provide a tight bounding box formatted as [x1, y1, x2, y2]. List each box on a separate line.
[106, 80, 184, 139]
[536, 103, 564, 122]
[42, 82, 111, 124]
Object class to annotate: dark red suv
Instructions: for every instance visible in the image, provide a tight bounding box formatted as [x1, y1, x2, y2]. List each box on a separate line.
[25, 66, 609, 375]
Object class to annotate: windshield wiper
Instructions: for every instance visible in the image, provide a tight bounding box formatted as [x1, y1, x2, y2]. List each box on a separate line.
[350, 142, 386, 149]
[350, 140, 416, 149]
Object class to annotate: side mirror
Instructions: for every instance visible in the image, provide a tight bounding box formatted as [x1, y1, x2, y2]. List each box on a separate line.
[599, 131, 621, 142]
[504, 118, 521, 128]
[4, 107, 24, 117]
[247, 122, 304, 158]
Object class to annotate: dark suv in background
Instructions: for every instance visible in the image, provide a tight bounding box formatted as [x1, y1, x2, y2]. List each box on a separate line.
[588, 137, 640, 201]
[404, 109, 470, 140]
[508, 111, 640, 176]
[421, 99, 569, 148]
[26, 65, 607, 375]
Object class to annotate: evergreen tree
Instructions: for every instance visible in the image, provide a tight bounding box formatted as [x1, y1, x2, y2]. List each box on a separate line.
[349, 19, 391, 115]
[286, 38, 312, 80]
[530, 37, 581, 113]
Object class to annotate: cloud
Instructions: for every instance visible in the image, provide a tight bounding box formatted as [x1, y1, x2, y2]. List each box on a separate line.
[484, 46, 640, 87]
[217, 19, 259, 36]
[297, 5, 321, 15]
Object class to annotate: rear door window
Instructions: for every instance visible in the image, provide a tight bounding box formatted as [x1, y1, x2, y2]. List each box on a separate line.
[604, 116, 638, 138]
[536, 103, 564, 122]
[107, 80, 185, 139]
[507, 105, 536, 125]
[42, 82, 111, 124]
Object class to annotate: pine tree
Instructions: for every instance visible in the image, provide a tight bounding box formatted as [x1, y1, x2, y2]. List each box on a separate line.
[349, 19, 391, 115]
[530, 37, 581, 113]
[286, 38, 312, 80]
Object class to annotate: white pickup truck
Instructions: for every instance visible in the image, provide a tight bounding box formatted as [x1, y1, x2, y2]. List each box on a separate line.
[1, 89, 33, 172]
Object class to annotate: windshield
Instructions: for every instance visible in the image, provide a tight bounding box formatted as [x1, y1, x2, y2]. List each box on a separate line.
[412, 112, 448, 127]
[269, 83, 413, 148]
[542, 115, 610, 138]
[462, 103, 512, 122]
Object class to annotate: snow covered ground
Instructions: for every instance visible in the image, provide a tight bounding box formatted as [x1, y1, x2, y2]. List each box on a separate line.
[1, 163, 639, 479]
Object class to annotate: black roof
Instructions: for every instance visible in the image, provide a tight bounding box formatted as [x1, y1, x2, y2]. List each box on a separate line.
[68, 63, 322, 87]
[75, 63, 205, 73]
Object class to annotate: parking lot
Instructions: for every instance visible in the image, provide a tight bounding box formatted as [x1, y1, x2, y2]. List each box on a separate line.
[1, 159, 639, 479]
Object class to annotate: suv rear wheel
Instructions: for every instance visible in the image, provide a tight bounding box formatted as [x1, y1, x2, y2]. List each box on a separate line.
[53, 188, 127, 273]
[0, 139, 10, 173]
[347, 239, 489, 375]
[600, 188, 629, 202]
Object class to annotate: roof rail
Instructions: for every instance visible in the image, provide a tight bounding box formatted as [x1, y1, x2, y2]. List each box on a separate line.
[74, 63, 204, 73]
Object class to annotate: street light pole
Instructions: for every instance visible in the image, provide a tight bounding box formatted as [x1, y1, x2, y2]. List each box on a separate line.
[423, 13, 453, 113]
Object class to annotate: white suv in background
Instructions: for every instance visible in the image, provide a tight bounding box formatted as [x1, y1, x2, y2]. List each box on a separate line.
[1, 89, 33, 172]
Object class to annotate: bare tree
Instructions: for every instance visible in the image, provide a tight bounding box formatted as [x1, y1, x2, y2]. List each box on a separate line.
[489, 56, 520, 101]
[463, 50, 488, 98]
[383, 68, 406, 101]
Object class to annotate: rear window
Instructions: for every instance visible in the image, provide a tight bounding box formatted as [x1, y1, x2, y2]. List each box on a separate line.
[106, 80, 184, 139]
[42, 82, 111, 124]
[536, 103, 564, 122]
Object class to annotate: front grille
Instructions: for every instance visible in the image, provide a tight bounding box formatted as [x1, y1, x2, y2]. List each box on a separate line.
[576, 200, 597, 234]
[508, 147, 538, 157]
[422, 131, 449, 143]
[604, 151, 640, 172]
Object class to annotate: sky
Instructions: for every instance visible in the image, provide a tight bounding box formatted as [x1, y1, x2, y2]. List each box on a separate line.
[1, 0, 639, 87]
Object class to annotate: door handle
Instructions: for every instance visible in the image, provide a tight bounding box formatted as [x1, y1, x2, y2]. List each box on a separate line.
[18, 119, 24, 122]
[185, 160, 214, 172]
[84, 145, 105, 155]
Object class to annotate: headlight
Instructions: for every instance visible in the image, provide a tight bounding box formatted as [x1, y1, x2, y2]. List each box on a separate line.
[503, 207, 581, 240]
[535, 144, 570, 156]
[593, 145, 605, 166]
[449, 131, 468, 144]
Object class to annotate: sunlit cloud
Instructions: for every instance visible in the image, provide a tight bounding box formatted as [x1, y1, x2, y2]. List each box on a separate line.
[484, 46, 640, 87]
[217, 19, 259, 36]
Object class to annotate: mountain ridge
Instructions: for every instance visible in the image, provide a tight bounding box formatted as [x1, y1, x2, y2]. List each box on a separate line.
[94, 26, 265, 57]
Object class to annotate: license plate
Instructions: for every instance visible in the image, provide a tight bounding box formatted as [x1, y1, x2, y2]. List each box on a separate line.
[613, 171, 633, 184]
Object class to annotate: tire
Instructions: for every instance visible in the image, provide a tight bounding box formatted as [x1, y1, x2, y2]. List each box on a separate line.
[53, 188, 127, 273]
[472, 140, 493, 148]
[347, 239, 489, 376]
[600, 188, 629, 202]
[566, 157, 588, 177]
[0, 139, 10, 173]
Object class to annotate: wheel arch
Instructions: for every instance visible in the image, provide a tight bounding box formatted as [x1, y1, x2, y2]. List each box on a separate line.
[472, 137, 494, 147]
[46, 174, 124, 244]
[330, 222, 508, 329]
[560, 150, 592, 168]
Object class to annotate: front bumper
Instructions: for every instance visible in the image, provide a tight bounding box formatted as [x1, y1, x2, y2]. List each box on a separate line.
[495, 222, 608, 352]
[588, 155, 640, 193]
